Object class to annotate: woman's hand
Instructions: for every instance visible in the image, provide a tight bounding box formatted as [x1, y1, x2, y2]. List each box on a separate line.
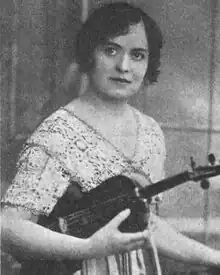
[87, 209, 149, 258]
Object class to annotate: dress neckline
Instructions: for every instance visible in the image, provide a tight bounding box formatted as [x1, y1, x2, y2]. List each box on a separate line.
[61, 106, 142, 164]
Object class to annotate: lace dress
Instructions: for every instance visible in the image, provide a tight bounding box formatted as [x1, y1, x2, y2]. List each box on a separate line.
[2, 106, 166, 275]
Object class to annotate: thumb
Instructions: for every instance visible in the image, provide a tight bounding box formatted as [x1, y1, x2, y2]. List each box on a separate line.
[109, 209, 131, 228]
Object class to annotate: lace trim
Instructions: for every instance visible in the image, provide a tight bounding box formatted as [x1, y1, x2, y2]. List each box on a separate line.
[2, 107, 166, 216]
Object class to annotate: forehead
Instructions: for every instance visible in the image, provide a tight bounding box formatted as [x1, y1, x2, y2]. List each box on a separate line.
[108, 22, 148, 50]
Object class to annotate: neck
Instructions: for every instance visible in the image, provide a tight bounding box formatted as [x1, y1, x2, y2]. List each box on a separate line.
[79, 89, 129, 118]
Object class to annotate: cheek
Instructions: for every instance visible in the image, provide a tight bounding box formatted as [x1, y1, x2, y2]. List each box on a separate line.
[135, 64, 148, 82]
[90, 60, 110, 86]
[91, 61, 105, 78]
[92, 63, 111, 83]
[94, 54, 114, 71]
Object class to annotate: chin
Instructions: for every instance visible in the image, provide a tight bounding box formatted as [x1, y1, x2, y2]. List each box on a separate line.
[108, 93, 132, 101]
[110, 88, 138, 99]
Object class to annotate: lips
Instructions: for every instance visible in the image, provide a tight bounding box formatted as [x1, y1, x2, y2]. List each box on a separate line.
[110, 77, 131, 84]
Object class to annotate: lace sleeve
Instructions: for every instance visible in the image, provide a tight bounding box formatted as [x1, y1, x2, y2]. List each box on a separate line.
[151, 127, 166, 204]
[1, 145, 71, 216]
[142, 118, 166, 204]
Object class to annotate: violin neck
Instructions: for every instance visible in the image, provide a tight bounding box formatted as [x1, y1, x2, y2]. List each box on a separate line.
[141, 171, 190, 198]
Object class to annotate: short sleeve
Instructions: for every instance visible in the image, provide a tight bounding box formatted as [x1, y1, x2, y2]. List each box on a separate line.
[1, 145, 71, 216]
[140, 116, 166, 204]
[151, 123, 166, 182]
[152, 124, 166, 204]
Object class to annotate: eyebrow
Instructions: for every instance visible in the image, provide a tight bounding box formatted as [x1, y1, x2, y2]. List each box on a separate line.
[103, 41, 148, 53]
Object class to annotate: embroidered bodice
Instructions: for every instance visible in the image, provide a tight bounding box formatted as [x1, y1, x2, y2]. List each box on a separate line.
[2, 107, 166, 216]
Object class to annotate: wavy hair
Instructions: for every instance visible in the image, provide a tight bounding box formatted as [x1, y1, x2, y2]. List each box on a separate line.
[75, 2, 164, 84]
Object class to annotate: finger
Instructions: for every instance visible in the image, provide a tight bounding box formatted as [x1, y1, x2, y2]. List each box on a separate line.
[124, 239, 146, 252]
[121, 230, 149, 243]
[108, 209, 131, 227]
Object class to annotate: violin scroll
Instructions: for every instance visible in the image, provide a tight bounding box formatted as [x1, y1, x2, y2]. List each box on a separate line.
[190, 154, 220, 189]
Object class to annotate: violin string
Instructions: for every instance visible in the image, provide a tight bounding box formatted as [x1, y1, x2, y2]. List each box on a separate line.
[47, 198, 123, 231]
[46, 165, 220, 231]
[47, 193, 129, 230]
[64, 195, 129, 227]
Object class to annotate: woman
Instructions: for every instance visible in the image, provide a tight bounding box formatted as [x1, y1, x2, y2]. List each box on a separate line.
[1, 3, 220, 275]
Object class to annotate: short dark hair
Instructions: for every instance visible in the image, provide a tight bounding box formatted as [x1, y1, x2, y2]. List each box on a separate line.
[75, 2, 164, 84]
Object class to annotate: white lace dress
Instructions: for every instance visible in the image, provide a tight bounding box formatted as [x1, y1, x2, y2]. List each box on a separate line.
[2, 107, 166, 275]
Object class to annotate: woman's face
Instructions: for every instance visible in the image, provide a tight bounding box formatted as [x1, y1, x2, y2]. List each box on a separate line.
[89, 22, 148, 101]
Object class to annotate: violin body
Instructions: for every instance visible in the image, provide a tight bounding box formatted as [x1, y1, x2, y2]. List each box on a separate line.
[21, 175, 148, 274]
[20, 161, 220, 275]
[40, 175, 148, 235]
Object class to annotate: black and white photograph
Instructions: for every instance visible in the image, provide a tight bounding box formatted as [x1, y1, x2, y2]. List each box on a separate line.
[1, 1, 220, 274]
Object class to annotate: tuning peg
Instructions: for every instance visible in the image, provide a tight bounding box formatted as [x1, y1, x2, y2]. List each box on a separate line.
[208, 153, 216, 165]
[200, 179, 210, 190]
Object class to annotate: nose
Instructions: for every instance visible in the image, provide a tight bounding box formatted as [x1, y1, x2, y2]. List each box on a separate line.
[116, 54, 130, 73]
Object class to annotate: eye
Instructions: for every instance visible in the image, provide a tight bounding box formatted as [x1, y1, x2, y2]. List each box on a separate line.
[131, 51, 146, 61]
[104, 46, 118, 56]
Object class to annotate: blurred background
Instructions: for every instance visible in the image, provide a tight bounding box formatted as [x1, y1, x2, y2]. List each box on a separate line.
[1, 0, 220, 274]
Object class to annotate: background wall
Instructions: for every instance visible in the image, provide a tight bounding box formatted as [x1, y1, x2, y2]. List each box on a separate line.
[1, 0, 220, 274]
[131, 0, 220, 226]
